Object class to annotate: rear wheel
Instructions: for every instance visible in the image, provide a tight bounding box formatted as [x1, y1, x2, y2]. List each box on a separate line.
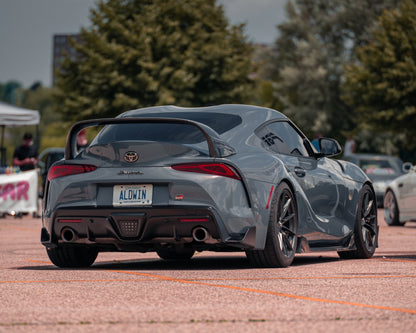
[246, 182, 298, 268]
[338, 184, 378, 259]
[384, 190, 403, 226]
[156, 247, 195, 260]
[46, 246, 98, 268]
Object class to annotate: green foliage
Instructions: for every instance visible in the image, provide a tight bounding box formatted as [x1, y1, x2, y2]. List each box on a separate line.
[271, 0, 400, 141]
[0, 81, 24, 106]
[55, 0, 254, 122]
[249, 44, 283, 109]
[24, 86, 68, 150]
[342, 0, 416, 149]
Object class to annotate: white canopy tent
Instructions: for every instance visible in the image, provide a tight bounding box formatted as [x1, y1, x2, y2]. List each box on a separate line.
[0, 101, 40, 125]
[0, 101, 40, 165]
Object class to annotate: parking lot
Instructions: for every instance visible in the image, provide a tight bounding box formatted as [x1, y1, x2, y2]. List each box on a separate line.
[0, 209, 415, 332]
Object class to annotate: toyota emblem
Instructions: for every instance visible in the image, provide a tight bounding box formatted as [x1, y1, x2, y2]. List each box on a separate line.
[124, 151, 139, 163]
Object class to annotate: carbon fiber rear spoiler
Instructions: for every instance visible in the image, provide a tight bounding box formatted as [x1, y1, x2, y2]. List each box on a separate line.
[66, 117, 236, 160]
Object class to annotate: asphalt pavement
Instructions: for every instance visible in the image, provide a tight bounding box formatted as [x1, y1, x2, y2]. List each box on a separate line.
[0, 209, 415, 332]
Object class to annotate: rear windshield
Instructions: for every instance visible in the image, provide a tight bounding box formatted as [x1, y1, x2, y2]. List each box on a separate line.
[92, 123, 207, 145]
[123, 112, 242, 134]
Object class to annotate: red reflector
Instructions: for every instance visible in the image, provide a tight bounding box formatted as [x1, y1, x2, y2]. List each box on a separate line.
[266, 185, 274, 210]
[58, 219, 82, 223]
[172, 163, 241, 180]
[48, 164, 97, 181]
[179, 218, 210, 223]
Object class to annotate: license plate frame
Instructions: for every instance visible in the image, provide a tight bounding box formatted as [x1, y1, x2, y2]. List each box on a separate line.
[113, 184, 153, 206]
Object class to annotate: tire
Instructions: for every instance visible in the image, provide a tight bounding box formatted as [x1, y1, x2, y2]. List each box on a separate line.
[384, 190, 403, 226]
[246, 182, 298, 268]
[46, 246, 98, 268]
[338, 184, 378, 259]
[156, 247, 195, 260]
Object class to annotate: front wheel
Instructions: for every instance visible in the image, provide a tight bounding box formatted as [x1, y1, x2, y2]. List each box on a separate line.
[46, 246, 98, 268]
[338, 184, 378, 259]
[246, 182, 298, 268]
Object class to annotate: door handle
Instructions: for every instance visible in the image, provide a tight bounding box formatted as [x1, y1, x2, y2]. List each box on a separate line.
[294, 167, 306, 177]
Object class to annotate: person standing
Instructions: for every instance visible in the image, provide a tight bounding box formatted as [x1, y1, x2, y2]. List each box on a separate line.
[344, 136, 356, 157]
[76, 129, 89, 151]
[311, 133, 323, 152]
[12, 133, 38, 171]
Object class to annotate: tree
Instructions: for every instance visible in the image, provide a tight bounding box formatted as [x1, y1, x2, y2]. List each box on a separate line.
[54, 0, 254, 122]
[342, 0, 416, 150]
[249, 44, 283, 110]
[24, 86, 67, 150]
[271, 0, 400, 140]
[1, 81, 24, 106]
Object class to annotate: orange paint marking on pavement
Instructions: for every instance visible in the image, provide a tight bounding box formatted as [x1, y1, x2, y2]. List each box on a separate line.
[373, 257, 416, 264]
[0, 278, 155, 284]
[190, 274, 416, 281]
[9, 259, 416, 286]
[26, 259, 51, 264]
[109, 269, 416, 315]
[24, 259, 416, 282]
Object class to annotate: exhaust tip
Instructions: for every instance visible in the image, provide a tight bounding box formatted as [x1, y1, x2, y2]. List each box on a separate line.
[192, 227, 209, 242]
[61, 228, 76, 242]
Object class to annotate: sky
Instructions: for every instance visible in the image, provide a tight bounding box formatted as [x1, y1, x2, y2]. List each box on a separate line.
[0, 0, 287, 88]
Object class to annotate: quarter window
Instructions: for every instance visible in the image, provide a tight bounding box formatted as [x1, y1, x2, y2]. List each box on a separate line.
[256, 121, 309, 157]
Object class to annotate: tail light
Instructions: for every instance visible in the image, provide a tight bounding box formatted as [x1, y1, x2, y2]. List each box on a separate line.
[47, 164, 97, 181]
[179, 218, 210, 223]
[171, 163, 241, 180]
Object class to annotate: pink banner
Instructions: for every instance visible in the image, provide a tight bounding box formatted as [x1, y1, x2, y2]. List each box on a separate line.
[0, 170, 38, 214]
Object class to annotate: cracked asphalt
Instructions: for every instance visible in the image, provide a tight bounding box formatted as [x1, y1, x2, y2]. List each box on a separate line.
[0, 209, 415, 332]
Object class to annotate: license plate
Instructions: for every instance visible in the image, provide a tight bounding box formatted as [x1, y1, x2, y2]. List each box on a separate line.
[113, 184, 153, 206]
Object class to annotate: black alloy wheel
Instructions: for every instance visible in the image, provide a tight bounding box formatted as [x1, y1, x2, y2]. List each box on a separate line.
[338, 184, 378, 259]
[246, 182, 298, 268]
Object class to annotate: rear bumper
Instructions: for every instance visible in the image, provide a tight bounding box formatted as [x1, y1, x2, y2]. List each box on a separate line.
[41, 206, 256, 251]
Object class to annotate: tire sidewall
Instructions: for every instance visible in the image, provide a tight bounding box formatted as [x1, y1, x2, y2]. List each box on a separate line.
[267, 182, 298, 267]
[354, 184, 378, 258]
[384, 190, 400, 226]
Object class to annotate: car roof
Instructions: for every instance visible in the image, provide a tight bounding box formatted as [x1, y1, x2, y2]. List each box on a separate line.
[118, 104, 287, 134]
[347, 153, 398, 159]
[39, 147, 65, 158]
[345, 153, 404, 174]
[346, 153, 403, 163]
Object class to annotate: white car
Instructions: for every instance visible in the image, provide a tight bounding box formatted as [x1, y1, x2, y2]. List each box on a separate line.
[384, 163, 416, 226]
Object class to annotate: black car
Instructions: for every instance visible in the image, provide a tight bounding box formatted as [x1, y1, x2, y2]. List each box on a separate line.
[38, 148, 64, 197]
[344, 153, 404, 207]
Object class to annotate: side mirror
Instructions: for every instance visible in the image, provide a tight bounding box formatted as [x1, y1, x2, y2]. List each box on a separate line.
[402, 162, 413, 173]
[317, 138, 342, 157]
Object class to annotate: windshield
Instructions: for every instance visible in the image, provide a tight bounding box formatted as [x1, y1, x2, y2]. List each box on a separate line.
[359, 159, 400, 175]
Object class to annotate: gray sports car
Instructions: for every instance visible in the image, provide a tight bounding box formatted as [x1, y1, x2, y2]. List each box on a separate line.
[41, 104, 378, 268]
